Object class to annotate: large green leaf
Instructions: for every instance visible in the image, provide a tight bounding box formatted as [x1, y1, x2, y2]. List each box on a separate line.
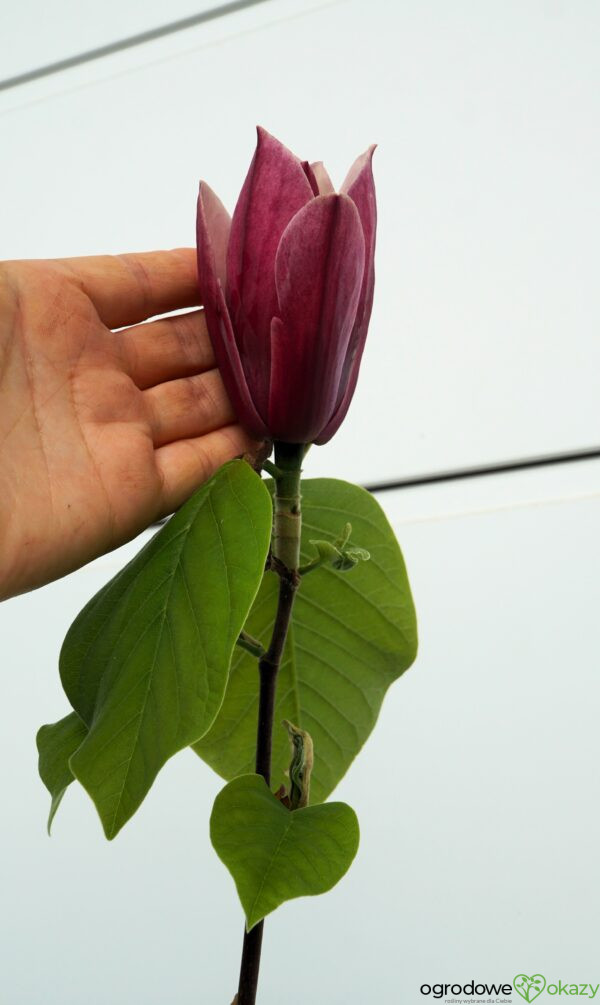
[57, 460, 272, 838]
[210, 774, 359, 929]
[36, 712, 87, 833]
[194, 478, 417, 803]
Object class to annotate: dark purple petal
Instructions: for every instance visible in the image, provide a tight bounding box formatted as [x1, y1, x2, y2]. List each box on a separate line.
[226, 127, 313, 416]
[313, 337, 363, 444]
[268, 194, 365, 443]
[196, 183, 268, 439]
[316, 146, 377, 443]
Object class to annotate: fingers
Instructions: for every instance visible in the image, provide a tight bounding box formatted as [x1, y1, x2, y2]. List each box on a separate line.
[57, 248, 199, 327]
[155, 425, 261, 516]
[120, 309, 215, 389]
[144, 368, 235, 447]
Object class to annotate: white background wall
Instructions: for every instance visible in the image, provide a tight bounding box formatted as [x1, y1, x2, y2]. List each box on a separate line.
[1, 2, 599, 1001]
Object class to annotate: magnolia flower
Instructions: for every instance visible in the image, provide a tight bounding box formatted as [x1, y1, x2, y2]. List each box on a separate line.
[196, 127, 376, 444]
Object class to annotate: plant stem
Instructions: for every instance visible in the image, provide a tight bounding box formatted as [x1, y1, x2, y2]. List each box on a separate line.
[270, 442, 303, 572]
[235, 442, 304, 1005]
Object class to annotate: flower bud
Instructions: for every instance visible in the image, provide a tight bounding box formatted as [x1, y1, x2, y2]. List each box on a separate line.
[196, 127, 377, 445]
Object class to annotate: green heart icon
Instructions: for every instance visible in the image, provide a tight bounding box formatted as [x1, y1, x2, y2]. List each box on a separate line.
[210, 773, 359, 930]
[514, 974, 547, 1002]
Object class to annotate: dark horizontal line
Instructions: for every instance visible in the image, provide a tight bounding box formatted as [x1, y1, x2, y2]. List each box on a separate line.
[150, 445, 600, 527]
[363, 446, 600, 494]
[0, 0, 271, 92]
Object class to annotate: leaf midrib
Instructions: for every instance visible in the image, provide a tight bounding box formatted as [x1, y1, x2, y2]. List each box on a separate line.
[247, 803, 295, 923]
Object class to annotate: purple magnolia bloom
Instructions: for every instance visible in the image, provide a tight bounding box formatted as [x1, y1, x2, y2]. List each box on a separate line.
[196, 127, 376, 444]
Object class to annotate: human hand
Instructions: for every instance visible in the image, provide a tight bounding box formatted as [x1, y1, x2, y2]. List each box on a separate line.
[0, 249, 261, 601]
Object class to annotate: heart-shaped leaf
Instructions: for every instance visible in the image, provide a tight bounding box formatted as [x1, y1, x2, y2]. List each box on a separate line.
[195, 478, 417, 801]
[36, 712, 87, 833]
[210, 774, 359, 929]
[54, 460, 272, 838]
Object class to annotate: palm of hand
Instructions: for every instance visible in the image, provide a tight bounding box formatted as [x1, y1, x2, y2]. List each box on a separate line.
[0, 251, 257, 599]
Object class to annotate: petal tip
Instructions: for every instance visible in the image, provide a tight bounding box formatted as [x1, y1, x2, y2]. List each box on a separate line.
[341, 144, 377, 195]
[365, 144, 377, 171]
[308, 160, 335, 195]
[255, 124, 282, 151]
[197, 180, 220, 211]
[254, 125, 307, 174]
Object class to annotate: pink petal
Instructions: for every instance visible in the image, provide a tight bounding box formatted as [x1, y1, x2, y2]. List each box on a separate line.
[317, 146, 377, 443]
[196, 183, 268, 439]
[198, 181, 230, 289]
[310, 161, 335, 195]
[226, 126, 313, 417]
[301, 161, 320, 196]
[341, 146, 377, 332]
[268, 194, 365, 443]
[301, 160, 335, 196]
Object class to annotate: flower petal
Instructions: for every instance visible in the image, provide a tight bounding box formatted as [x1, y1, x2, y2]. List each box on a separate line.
[316, 146, 377, 443]
[198, 181, 230, 288]
[268, 194, 365, 443]
[313, 334, 363, 444]
[302, 160, 335, 195]
[196, 183, 268, 438]
[341, 146, 377, 337]
[226, 127, 313, 416]
[310, 161, 335, 195]
[302, 161, 320, 196]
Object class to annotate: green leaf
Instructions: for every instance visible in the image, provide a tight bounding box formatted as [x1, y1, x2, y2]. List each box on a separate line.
[210, 774, 359, 929]
[59, 460, 272, 838]
[36, 712, 88, 833]
[194, 478, 417, 802]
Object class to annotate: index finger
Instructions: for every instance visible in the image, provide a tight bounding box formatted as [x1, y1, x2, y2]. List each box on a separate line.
[57, 247, 200, 327]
